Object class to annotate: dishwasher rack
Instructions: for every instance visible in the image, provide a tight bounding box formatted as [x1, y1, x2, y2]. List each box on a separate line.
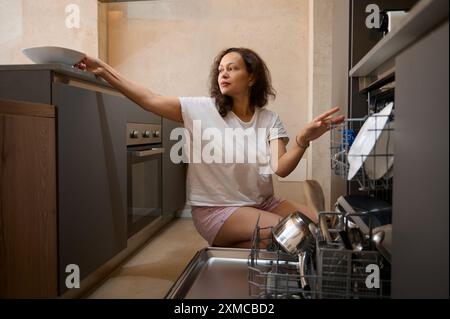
[248, 212, 391, 299]
[316, 213, 391, 299]
[330, 115, 394, 193]
[248, 223, 318, 299]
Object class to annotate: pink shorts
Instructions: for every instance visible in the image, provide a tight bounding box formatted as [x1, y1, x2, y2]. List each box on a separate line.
[191, 196, 286, 246]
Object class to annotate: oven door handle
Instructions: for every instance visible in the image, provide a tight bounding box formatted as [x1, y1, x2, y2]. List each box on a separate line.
[133, 147, 165, 157]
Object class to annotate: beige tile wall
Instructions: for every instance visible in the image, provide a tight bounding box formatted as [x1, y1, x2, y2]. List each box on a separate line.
[309, 0, 335, 210]
[0, 0, 339, 209]
[0, 0, 98, 64]
[104, 0, 330, 205]
[330, 0, 349, 208]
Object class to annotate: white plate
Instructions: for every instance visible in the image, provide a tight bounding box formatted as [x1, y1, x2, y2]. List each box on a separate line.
[347, 102, 394, 180]
[364, 121, 394, 180]
[22, 46, 85, 66]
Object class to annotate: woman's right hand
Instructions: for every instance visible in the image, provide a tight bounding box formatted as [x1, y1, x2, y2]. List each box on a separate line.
[74, 55, 104, 75]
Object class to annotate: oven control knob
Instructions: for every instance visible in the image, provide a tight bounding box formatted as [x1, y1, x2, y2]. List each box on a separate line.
[143, 130, 151, 138]
[130, 130, 139, 138]
[153, 131, 160, 138]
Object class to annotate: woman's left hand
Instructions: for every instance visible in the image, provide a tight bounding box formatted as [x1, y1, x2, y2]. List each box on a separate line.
[297, 106, 345, 146]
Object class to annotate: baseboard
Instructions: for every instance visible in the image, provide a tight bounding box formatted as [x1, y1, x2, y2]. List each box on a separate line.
[176, 206, 192, 218]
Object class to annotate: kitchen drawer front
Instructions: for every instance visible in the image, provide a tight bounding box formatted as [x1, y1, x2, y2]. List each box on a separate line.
[126, 99, 161, 124]
[0, 70, 52, 104]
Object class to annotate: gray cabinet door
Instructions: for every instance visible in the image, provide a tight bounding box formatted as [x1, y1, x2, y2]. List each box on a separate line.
[162, 117, 186, 218]
[53, 83, 127, 294]
[393, 21, 449, 298]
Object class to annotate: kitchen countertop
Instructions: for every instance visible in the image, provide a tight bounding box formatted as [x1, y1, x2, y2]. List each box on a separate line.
[0, 63, 112, 88]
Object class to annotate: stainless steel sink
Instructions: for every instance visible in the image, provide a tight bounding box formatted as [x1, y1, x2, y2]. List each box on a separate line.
[165, 247, 253, 299]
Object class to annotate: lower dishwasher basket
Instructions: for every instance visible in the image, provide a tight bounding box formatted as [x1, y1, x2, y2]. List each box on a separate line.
[316, 242, 389, 298]
[248, 212, 391, 299]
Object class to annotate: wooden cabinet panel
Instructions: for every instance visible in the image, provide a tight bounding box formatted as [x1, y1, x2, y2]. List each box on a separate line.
[0, 101, 57, 298]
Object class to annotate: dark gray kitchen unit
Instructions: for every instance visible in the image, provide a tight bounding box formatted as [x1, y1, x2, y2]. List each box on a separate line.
[0, 64, 186, 296]
[393, 21, 449, 299]
[162, 117, 187, 219]
[52, 82, 128, 294]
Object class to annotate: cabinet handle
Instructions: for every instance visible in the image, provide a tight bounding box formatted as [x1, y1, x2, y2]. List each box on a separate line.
[134, 148, 165, 157]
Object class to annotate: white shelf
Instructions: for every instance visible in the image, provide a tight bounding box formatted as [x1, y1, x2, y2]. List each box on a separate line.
[349, 0, 449, 77]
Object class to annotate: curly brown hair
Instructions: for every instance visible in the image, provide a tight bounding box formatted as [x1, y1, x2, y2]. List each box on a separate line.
[209, 48, 276, 117]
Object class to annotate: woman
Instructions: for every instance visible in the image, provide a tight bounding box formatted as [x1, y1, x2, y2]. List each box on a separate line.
[75, 47, 344, 248]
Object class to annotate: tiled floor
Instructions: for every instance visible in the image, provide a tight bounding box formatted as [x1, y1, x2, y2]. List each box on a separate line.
[86, 217, 208, 299]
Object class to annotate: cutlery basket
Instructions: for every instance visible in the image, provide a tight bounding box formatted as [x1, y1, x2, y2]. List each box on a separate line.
[315, 212, 391, 299]
[247, 212, 391, 299]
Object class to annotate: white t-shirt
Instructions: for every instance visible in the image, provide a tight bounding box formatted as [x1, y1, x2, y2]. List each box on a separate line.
[178, 97, 289, 207]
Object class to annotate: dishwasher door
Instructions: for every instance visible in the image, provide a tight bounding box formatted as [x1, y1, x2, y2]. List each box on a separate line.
[166, 248, 253, 299]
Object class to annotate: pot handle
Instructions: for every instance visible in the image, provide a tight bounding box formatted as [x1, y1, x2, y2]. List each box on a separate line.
[319, 214, 332, 243]
[298, 251, 310, 290]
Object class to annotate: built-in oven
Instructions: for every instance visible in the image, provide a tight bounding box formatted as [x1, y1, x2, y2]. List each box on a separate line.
[127, 122, 164, 238]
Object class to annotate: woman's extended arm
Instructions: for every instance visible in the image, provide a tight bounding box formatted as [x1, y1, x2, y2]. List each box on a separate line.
[74, 56, 183, 123]
[270, 107, 345, 177]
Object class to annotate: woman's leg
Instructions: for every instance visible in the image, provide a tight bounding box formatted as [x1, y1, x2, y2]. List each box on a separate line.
[212, 206, 282, 248]
[229, 241, 253, 248]
[270, 199, 318, 224]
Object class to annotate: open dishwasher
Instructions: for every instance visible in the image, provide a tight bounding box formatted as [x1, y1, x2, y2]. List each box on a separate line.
[166, 209, 390, 299]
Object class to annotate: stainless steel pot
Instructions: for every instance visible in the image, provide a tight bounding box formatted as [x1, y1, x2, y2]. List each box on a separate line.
[272, 211, 315, 293]
[272, 211, 312, 255]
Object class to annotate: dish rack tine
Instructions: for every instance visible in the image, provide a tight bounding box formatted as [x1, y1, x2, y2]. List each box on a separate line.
[250, 213, 262, 261]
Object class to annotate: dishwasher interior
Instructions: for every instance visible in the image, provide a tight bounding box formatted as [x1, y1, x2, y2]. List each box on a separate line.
[249, 67, 395, 299]
[166, 208, 391, 299]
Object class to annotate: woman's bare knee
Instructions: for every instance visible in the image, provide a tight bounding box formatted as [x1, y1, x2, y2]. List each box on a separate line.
[212, 207, 281, 247]
[228, 238, 272, 249]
